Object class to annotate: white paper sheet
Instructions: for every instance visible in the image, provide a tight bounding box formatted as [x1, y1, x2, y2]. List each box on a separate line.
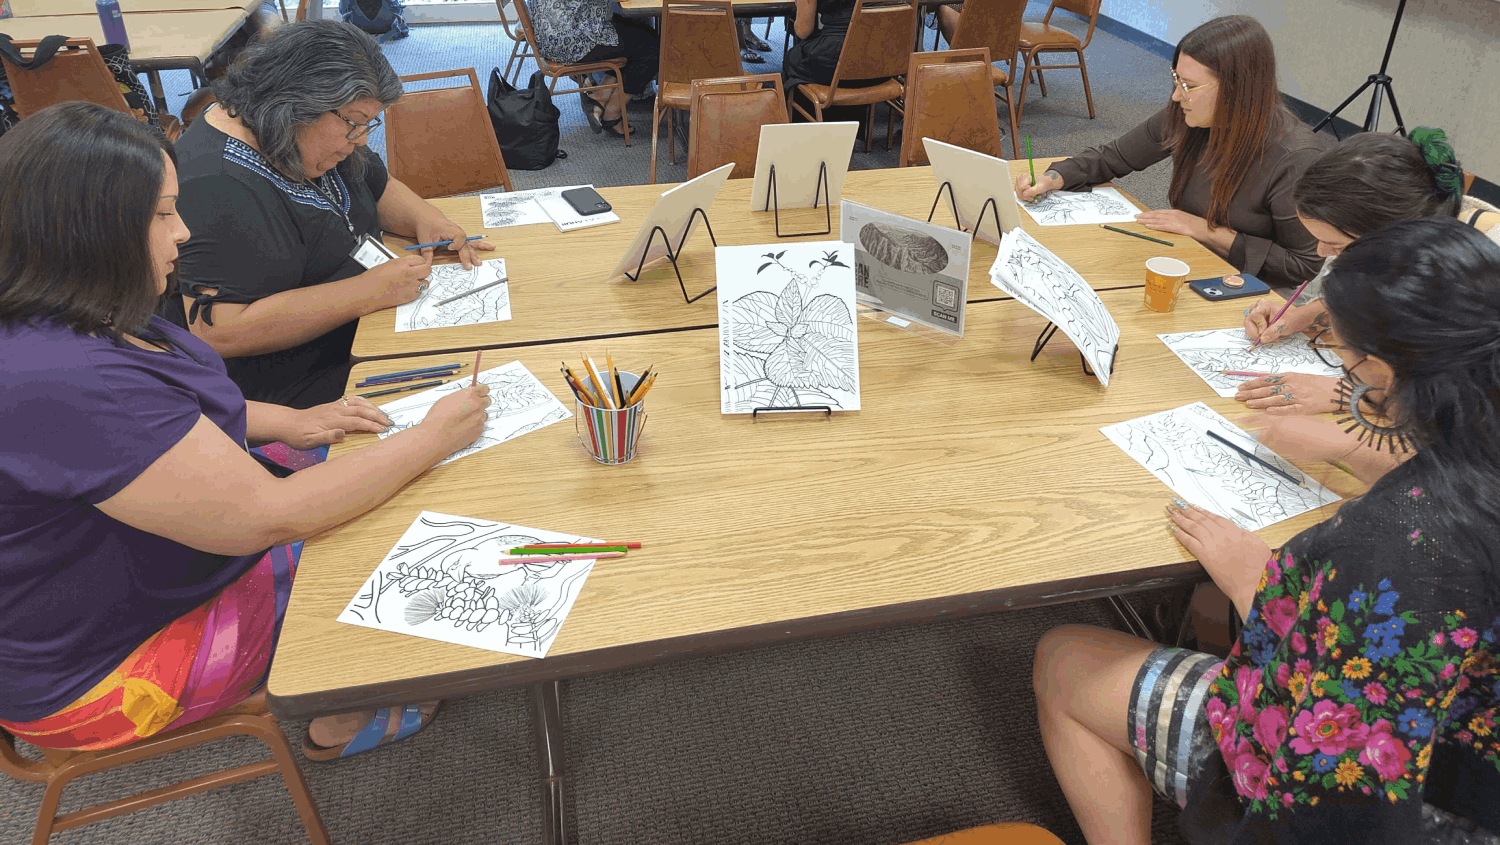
[1158, 328, 1344, 397]
[922, 138, 1023, 245]
[534, 189, 620, 232]
[1019, 187, 1139, 226]
[749, 122, 859, 212]
[479, 187, 566, 229]
[989, 228, 1120, 386]
[715, 241, 861, 414]
[338, 511, 598, 658]
[394, 259, 510, 333]
[378, 361, 570, 466]
[1101, 402, 1340, 531]
[608, 163, 734, 280]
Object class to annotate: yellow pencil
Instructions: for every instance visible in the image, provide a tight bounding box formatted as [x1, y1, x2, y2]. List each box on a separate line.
[583, 356, 615, 409]
[629, 372, 658, 404]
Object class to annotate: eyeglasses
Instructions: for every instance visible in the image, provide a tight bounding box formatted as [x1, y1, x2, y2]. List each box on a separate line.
[330, 108, 382, 140]
[1171, 70, 1215, 97]
[1308, 328, 1348, 369]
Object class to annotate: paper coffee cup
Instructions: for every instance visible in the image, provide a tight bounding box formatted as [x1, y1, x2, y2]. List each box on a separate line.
[1144, 257, 1190, 312]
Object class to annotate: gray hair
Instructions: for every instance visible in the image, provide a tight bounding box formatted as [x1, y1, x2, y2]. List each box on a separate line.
[213, 20, 402, 180]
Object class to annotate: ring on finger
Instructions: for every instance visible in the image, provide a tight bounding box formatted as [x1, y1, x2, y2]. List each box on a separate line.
[1285, 392, 1295, 403]
[340, 396, 350, 406]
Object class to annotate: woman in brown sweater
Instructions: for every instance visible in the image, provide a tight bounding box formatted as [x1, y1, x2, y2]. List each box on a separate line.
[1016, 16, 1329, 289]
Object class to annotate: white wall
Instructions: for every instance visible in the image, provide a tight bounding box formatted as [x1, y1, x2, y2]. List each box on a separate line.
[1098, 0, 1500, 179]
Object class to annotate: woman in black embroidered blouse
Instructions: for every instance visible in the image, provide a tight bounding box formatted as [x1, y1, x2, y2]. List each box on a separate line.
[171, 21, 494, 407]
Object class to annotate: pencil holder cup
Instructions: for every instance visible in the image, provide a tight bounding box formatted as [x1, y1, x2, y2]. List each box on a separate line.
[574, 372, 647, 465]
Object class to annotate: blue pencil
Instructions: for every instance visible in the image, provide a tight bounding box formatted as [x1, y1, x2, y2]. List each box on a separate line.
[362, 363, 463, 381]
[356, 370, 458, 388]
[404, 235, 484, 251]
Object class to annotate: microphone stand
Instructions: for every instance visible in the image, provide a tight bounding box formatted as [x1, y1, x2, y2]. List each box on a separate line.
[1313, 0, 1408, 137]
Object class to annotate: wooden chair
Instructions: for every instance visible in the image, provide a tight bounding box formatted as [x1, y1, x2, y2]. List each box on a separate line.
[686, 73, 788, 179]
[0, 693, 329, 845]
[1016, 0, 1102, 120]
[510, 0, 633, 148]
[0, 37, 182, 140]
[789, 0, 918, 154]
[494, 0, 537, 84]
[1463, 170, 1477, 194]
[902, 822, 1067, 844]
[945, 0, 1026, 158]
[651, 0, 742, 184]
[385, 68, 514, 199]
[276, 0, 312, 21]
[899, 49, 1003, 167]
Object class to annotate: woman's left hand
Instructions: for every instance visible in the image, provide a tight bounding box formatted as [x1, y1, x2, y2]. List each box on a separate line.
[1135, 209, 1208, 241]
[282, 396, 393, 449]
[1167, 502, 1270, 618]
[414, 214, 495, 269]
[1234, 373, 1341, 415]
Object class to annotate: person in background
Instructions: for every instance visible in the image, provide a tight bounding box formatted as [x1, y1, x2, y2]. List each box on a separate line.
[781, 0, 858, 94]
[1034, 218, 1500, 844]
[1016, 16, 1329, 289]
[170, 21, 492, 409]
[528, 0, 659, 136]
[0, 103, 491, 757]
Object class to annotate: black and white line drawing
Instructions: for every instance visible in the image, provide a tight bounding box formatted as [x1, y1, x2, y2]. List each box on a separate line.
[990, 228, 1120, 386]
[395, 259, 511, 333]
[377, 361, 570, 466]
[339, 511, 598, 657]
[1158, 328, 1342, 397]
[1100, 402, 1340, 530]
[715, 241, 861, 413]
[1018, 187, 1139, 227]
[480, 187, 565, 229]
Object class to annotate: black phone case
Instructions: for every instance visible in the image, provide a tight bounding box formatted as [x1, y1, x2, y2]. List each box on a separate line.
[1188, 273, 1272, 301]
[561, 187, 612, 216]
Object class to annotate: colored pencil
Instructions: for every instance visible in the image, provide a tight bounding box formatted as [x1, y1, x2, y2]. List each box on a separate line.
[1205, 429, 1303, 487]
[625, 367, 653, 405]
[435, 277, 507, 307]
[1220, 370, 1273, 378]
[495, 551, 627, 565]
[1026, 135, 1035, 186]
[606, 352, 622, 405]
[583, 357, 615, 409]
[363, 363, 463, 381]
[517, 542, 644, 550]
[1099, 224, 1174, 247]
[507, 546, 630, 555]
[404, 234, 483, 251]
[1250, 278, 1313, 349]
[561, 363, 598, 405]
[358, 378, 446, 398]
[628, 372, 658, 404]
[472, 350, 483, 388]
[356, 369, 458, 388]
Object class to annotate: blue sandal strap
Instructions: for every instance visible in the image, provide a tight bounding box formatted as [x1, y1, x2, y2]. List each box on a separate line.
[340, 706, 395, 758]
[392, 704, 426, 742]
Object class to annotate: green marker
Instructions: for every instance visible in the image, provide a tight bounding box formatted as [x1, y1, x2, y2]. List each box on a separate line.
[1026, 134, 1036, 187]
[506, 546, 629, 555]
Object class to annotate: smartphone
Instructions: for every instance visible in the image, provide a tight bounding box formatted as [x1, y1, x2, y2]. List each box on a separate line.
[1188, 272, 1272, 301]
[561, 187, 612, 216]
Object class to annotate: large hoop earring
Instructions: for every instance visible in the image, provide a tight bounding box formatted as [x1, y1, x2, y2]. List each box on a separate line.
[1335, 377, 1411, 454]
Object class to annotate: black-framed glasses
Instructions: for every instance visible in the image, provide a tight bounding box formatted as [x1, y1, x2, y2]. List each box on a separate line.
[1308, 328, 1347, 369]
[330, 108, 382, 140]
[1171, 69, 1215, 96]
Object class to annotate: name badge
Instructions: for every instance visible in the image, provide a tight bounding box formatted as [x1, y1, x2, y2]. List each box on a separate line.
[351, 234, 398, 269]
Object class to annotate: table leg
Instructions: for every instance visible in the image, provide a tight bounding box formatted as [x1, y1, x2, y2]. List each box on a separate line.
[1106, 594, 1152, 640]
[145, 69, 168, 114]
[530, 680, 570, 845]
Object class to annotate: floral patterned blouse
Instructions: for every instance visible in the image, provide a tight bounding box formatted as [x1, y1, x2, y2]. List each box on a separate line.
[1186, 457, 1500, 842]
[525, 0, 616, 64]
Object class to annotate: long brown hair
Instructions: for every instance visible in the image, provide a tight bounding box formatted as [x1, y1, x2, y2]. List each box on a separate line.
[1166, 16, 1290, 229]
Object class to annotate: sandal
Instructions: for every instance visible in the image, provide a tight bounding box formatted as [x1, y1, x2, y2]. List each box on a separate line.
[747, 32, 773, 52]
[301, 702, 442, 762]
[740, 47, 766, 64]
[578, 92, 605, 134]
[600, 116, 632, 138]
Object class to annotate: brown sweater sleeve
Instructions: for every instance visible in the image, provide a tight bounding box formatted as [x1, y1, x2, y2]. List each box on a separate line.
[1050, 107, 1172, 189]
[1226, 142, 1325, 288]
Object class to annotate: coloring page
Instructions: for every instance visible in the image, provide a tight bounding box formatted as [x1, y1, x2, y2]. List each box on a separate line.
[1018, 187, 1139, 226]
[394, 259, 510, 333]
[378, 361, 570, 466]
[479, 187, 572, 229]
[1100, 402, 1340, 531]
[989, 228, 1120, 386]
[338, 511, 598, 658]
[715, 241, 860, 414]
[1158, 328, 1343, 397]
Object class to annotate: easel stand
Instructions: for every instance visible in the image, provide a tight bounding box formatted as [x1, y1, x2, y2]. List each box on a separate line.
[620, 207, 719, 304]
[927, 181, 1003, 242]
[1313, 0, 1407, 136]
[1031, 322, 1118, 379]
[752, 406, 832, 419]
[764, 162, 833, 238]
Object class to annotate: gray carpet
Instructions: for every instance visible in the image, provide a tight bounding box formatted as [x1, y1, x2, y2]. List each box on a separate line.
[1, 13, 1193, 845]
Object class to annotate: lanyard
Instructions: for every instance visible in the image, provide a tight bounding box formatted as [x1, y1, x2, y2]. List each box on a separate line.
[307, 174, 357, 240]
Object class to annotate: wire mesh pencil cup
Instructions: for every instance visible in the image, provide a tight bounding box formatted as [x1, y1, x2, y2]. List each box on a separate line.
[574, 372, 648, 465]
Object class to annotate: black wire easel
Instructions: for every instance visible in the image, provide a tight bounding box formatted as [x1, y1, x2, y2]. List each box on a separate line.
[926, 181, 1005, 242]
[619, 208, 719, 304]
[1313, 0, 1408, 136]
[763, 162, 833, 238]
[1031, 323, 1118, 380]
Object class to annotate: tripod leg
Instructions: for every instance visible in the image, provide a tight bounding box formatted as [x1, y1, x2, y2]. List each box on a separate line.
[1365, 82, 1384, 133]
[1383, 82, 1406, 136]
[1313, 77, 1375, 133]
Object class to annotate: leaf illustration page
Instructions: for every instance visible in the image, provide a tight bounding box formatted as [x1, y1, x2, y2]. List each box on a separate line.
[1158, 328, 1342, 397]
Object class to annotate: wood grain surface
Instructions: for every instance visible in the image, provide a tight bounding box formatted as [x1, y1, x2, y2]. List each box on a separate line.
[0, 8, 248, 64]
[6, 0, 259, 15]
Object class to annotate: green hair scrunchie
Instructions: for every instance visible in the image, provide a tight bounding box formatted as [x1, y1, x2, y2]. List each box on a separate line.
[1408, 126, 1464, 200]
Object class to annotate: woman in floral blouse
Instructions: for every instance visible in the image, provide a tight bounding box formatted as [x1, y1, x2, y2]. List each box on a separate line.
[1033, 218, 1500, 844]
[525, 0, 658, 135]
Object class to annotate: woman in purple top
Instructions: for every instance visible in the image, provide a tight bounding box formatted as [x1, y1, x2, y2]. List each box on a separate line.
[0, 103, 490, 757]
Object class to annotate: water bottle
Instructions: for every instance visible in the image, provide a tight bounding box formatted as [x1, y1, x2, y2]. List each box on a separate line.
[96, 0, 131, 49]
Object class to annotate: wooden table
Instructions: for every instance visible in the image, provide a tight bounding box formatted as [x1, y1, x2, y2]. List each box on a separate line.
[270, 288, 1359, 844]
[6, 0, 260, 15]
[354, 162, 1232, 360]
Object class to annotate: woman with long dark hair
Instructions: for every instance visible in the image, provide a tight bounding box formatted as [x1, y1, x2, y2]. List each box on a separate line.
[0, 103, 490, 756]
[1016, 16, 1328, 288]
[1034, 219, 1500, 843]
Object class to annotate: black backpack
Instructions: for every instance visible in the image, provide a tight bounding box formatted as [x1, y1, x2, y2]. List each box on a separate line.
[338, 0, 409, 43]
[486, 69, 565, 171]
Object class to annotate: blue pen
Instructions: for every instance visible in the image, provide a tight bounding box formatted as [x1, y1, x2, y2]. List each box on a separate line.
[404, 235, 484, 251]
[361, 362, 463, 381]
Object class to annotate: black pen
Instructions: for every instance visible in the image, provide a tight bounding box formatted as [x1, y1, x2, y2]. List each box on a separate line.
[358, 378, 446, 398]
[1205, 428, 1304, 487]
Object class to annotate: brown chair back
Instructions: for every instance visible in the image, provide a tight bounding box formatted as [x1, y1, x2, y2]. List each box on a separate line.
[899, 49, 1003, 167]
[949, 0, 1027, 67]
[0, 38, 130, 119]
[385, 68, 514, 199]
[295, 0, 312, 20]
[1463, 170, 1477, 194]
[830, 0, 920, 86]
[1043, 0, 1101, 44]
[659, 0, 742, 89]
[687, 74, 788, 178]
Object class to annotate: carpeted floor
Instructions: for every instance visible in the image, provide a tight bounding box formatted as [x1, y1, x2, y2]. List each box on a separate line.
[0, 10, 1199, 844]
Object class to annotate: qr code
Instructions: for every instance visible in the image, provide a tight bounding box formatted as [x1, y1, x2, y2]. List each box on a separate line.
[932, 280, 959, 310]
